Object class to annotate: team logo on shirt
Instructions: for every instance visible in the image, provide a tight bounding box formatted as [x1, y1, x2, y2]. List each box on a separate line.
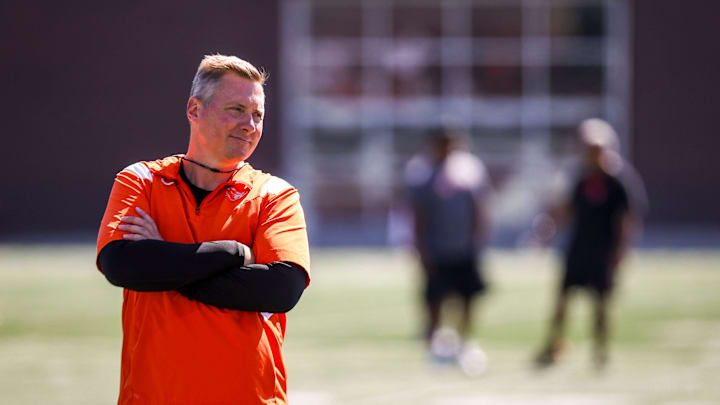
[582, 176, 608, 204]
[226, 186, 248, 201]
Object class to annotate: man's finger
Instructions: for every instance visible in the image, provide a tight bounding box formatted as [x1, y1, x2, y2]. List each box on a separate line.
[142, 212, 160, 231]
[118, 224, 151, 235]
[122, 233, 146, 241]
[136, 207, 154, 223]
[121, 216, 147, 226]
[135, 208, 160, 230]
[122, 208, 163, 240]
[119, 223, 148, 232]
[135, 208, 163, 239]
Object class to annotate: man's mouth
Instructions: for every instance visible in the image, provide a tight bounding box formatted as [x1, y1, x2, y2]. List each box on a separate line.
[229, 135, 251, 144]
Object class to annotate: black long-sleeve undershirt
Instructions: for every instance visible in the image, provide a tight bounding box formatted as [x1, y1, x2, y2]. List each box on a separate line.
[98, 239, 307, 313]
[98, 239, 245, 291]
[177, 261, 307, 313]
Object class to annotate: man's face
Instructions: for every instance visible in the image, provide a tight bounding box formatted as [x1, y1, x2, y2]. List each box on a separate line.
[430, 138, 455, 162]
[191, 73, 265, 163]
[584, 143, 604, 169]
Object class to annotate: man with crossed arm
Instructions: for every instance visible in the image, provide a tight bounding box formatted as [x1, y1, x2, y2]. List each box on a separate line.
[96, 54, 310, 404]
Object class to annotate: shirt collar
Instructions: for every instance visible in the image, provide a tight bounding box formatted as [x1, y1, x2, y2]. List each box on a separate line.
[150, 154, 252, 187]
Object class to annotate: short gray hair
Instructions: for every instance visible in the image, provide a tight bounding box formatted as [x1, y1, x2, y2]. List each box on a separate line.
[189, 54, 267, 104]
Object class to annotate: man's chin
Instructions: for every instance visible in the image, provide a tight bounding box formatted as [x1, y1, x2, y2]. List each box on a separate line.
[225, 148, 253, 163]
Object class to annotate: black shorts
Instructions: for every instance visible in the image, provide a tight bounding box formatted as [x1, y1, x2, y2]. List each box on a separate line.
[562, 252, 614, 293]
[425, 255, 486, 303]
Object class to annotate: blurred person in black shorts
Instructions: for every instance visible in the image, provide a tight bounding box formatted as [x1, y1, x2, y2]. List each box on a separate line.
[534, 118, 645, 369]
[404, 128, 492, 371]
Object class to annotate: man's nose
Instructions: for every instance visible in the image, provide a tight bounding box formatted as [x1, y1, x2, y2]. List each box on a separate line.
[239, 113, 256, 132]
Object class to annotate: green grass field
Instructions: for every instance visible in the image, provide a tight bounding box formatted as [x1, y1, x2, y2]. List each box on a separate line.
[1, 245, 719, 404]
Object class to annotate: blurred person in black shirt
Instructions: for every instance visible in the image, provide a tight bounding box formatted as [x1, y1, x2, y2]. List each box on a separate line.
[533, 118, 646, 369]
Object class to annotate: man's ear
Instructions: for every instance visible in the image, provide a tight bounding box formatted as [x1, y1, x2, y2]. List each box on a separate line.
[187, 98, 202, 122]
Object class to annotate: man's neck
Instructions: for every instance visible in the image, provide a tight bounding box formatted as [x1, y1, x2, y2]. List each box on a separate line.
[182, 153, 242, 191]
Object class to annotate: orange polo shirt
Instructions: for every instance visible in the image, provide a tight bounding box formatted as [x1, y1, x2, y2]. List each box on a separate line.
[96, 155, 310, 405]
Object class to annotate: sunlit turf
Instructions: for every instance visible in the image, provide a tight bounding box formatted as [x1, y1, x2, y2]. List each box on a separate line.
[1, 245, 719, 404]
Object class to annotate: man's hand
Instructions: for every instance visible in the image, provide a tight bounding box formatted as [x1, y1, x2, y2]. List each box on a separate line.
[118, 207, 164, 241]
[240, 242, 256, 266]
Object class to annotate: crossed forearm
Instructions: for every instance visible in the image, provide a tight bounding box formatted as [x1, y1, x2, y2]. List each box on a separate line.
[98, 239, 249, 291]
[178, 262, 307, 312]
[98, 240, 307, 312]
